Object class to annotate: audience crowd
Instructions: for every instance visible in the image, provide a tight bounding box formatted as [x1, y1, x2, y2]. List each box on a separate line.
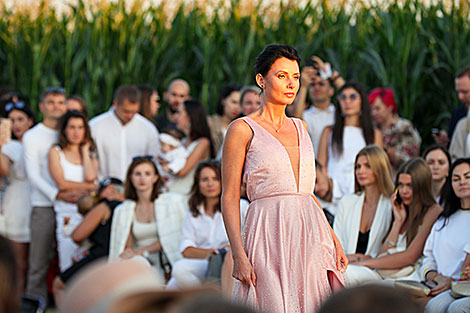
[0, 61, 470, 313]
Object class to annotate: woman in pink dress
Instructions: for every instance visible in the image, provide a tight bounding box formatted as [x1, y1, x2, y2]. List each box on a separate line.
[221, 44, 347, 313]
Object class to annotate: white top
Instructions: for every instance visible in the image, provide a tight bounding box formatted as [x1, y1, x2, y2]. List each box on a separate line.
[159, 146, 189, 174]
[334, 193, 392, 257]
[465, 243, 470, 254]
[302, 104, 335, 155]
[53, 146, 84, 214]
[23, 123, 59, 206]
[89, 109, 160, 181]
[133, 218, 159, 248]
[421, 210, 470, 280]
[327, 126, 367, 199]
[1, 140, 32, 242]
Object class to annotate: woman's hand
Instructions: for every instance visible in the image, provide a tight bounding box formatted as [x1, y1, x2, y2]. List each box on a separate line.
[232, 254, 256, 287]
[80, 141, 91, 155]
[119, 248, 137, 259]
[347, 253, 371, 264]
[429, 274, 452, 296]
[334, 241, 349, 272]
[391, 194, 407, 224]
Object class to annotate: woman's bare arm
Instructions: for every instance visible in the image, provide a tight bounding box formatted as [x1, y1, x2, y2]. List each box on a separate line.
[72, 202, 110, 243]
[176, 138, 210, 177]
[317, 127, 331, 167]
[374, 129, 383, 147]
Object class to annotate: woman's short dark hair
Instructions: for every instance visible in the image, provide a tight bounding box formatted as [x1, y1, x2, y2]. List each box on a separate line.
[188, 161, 221, 217]
[58, 110, 95, 152]
[254, 44, 301, 78]
[332, 81, 375, 156]
[215, 83, 242, 116]
[440, 158, 470, 228]
[137, 85, 157, 121]
[422, 144, 451, 166]
[124, 157, 163, 202]
[183, 99, 214, 158]
[67, 95, 89, 119]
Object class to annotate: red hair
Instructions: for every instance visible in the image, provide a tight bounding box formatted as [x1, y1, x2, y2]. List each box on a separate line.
[368, 88, 397, 114]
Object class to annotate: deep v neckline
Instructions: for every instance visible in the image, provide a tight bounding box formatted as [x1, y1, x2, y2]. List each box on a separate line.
[246, 116, 301, 192]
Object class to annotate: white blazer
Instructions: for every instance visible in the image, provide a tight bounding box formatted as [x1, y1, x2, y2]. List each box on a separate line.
[334, 192, 392, 257]
[109, 193, 187, 265]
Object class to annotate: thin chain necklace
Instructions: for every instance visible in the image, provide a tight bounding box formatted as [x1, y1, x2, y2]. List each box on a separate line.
[261, 115, 285, 133]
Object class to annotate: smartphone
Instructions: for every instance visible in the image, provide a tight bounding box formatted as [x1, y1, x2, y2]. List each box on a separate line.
[0, 118, 11, 144]
[422, 280, 438, 289]
[394, 187, 403, 205]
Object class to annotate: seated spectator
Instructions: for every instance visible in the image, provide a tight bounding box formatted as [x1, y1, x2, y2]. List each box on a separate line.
[207, 83, 242, 156]
[49, 110, 98, 271]
[66, 95, 89, 119]
[423, 159, 470, 311]
[109, 157, 187, 283]
[170, 99, 214, 196]
[0, 235, 20, 313]
[157, 127, 188, 190]
[423, 144, 451, 203]
[318, 82, 382, 203]
[240, 86, 261, 116]
[52, 177, 124, 306]
[334, 145, 394, 263]
[166, 161, 248, 289]
[0, 100, 34, 292]
[137, 84, 160, 123]
[369, 88, 421, 174]
[314, 161, 337, 224]
[344, 158, 442, 286]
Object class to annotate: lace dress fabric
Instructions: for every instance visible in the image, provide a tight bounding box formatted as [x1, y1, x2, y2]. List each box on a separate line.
[233, 117, 344, 313]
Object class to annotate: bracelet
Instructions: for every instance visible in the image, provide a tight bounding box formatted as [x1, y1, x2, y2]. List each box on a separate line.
[386, 239, 397, 247]
[424, 269, 437, 281]
[329, 74, 342, 82]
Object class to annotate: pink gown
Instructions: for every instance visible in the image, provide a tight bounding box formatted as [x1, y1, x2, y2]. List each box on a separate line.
[233, 117, 344, 313]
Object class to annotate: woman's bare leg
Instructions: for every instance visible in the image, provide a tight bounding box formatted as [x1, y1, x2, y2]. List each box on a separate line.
[12, 242, 29, 293]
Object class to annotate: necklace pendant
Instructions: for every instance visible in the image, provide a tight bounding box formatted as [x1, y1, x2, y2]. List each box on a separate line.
[276, 129, 280, 133]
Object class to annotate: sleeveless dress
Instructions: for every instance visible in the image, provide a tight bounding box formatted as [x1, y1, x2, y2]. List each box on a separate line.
[53, 146, 84, 271]
[234, 117, 344, 313]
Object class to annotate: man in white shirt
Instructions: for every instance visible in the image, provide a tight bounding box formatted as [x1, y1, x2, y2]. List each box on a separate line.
[24, 87, 82, 302]
[90, 85, 160, 181]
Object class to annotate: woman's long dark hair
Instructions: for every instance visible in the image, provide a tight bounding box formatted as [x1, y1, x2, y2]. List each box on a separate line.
[58, 110, 95, 152]
[124, 157, 163, 202]
[183, 99, 214, 158]
[188, 161, 221, 218]
[439, 158, 470, 229]
[331, 82, 375, 156]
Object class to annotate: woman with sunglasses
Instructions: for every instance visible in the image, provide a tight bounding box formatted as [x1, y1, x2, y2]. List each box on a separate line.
[369, 88, 421, 174]
[109, 157, 187, 283]
[0, 100, 34, 292]
[48, 110, 98, 271]
[318, 82, 382, 207]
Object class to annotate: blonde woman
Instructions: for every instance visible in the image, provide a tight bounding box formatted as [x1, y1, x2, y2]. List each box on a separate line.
[334, 145, 394, 262]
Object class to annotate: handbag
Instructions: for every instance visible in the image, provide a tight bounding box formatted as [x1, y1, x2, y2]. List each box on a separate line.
[450, 281, 470, 298]
[376, 265, 415, 279]
[206, 248, 228, 284]
[395, 280, 432, 297]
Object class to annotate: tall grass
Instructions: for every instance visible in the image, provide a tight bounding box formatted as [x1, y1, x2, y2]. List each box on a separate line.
[0, 0, 469, 144]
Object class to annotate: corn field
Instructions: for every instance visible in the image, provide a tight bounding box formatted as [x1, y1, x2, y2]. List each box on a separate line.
[0, 0, 469, 145]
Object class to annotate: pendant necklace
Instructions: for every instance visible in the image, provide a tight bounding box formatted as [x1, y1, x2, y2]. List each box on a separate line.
[261, 115, 285, 133]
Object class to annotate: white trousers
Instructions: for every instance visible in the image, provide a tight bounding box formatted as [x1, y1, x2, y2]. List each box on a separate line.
[344, 264, 421, 287]
[425, 290, 470, 313]
[55, 212, 82, 271]
[166, 258, 209, 289]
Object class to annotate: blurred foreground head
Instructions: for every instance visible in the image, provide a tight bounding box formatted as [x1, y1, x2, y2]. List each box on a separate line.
[0, 235, 19, 313]
[318, 285, 421, 313]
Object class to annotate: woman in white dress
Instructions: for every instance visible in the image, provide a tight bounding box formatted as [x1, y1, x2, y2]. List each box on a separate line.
[334, 145, 394, 262]
[0, 100, 34, 292]
[109, 157, 187, 283]
[48, 110, 98, 271]
[318, 82, 383, 201]
[344, 158, 442, 286]
[169, 99, 214, 196]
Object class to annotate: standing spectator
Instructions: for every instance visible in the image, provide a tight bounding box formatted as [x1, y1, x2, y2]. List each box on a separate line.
[447, 68, 470, 158]
[23, 87, 76, 303]
[48, 110, 98, 271]
[317, 82, 382, 203]
[169, 99, 213, 196]
[137, 85, 161, 123]
[240, 86, 261, 116]
[66, 95, 89, 119]
[207, 83, 242, 156]
[369, 87, 421, 173]
[89, 85, 160, 181]
[155, 79, 191, 132]
[0, 100, 34, 292]
[423, 144, 451, 203]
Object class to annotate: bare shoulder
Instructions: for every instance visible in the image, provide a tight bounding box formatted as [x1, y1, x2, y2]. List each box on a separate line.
[423, 203, 443, 224]
[226, 118, 253, 138]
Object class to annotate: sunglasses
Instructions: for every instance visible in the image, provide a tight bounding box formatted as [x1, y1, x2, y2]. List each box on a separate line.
[132, 155, 154, 161]
[44, 87, 66, 94]
[5, 101, 26, 113]
[338, 93, 360, 101]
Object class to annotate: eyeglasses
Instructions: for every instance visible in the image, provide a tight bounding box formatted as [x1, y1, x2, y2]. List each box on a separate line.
[44, 87, 66, 94]
[4, 101, 25, 113]
[132, 155, 154, 161]
[338, 93, 360, 101]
